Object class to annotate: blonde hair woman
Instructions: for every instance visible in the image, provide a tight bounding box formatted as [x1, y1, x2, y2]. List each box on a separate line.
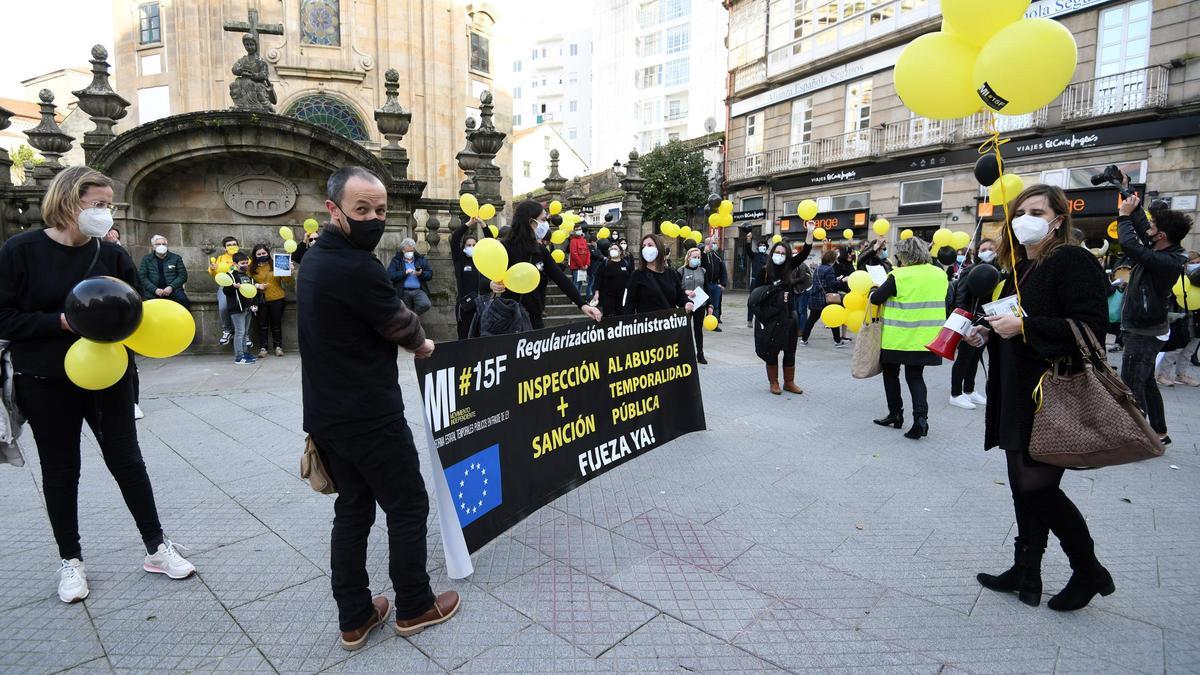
[0, 166, 194, 604]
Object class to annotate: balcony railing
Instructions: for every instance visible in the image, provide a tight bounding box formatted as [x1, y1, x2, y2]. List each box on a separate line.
[815, 128, 881, 165]
[726, 153, 767, 181]
[961, 107, 1049, 139]
[766, 142, 816, 174]
[883, 117, 957, 153]
[664, 110, 689, 122]
[733, 59, 767, 93]
[1061, 65, 1170, 122]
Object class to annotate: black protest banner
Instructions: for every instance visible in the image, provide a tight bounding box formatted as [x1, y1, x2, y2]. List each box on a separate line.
[416, 309, 705, 572]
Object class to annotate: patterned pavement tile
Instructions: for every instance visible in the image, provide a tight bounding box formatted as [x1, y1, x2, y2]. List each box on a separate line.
[59, 657, 114, 672]
[461, 536, 551, 590]
[608, 552, 773, 641]
[0, 544, 63, 612]
[192, 531, 325, 608]
[707, 503, 852, 562]
[70, 547, 202, 617]
[0, 600, 105, 674]
[718, 545, 888, 622]
[405, 570, 532, 670]
[547, 480, 653, 530]
[492, 561, 657, 657]
[613, 510, 755, 572]
[513, 512, 655, 582]
[230, 576, 350, 673]
[1165, 628, 1200, 673]
[192, 646, 277, 673]
[321, 635, 445, 673]
[455, 623, 611, 674]
[93, 584, 252, 671]
[599, 614, 783, 673]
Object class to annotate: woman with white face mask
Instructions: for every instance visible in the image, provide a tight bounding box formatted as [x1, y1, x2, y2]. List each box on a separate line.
[965, 184, 1113, 612]
[591, 241, 632, 319]
[947, 238, 998, 410]
[625, 234, 693, 317]
[0, 166, 195, 604]
[450, 216, 486, 339]
[678, 247, 714, 364]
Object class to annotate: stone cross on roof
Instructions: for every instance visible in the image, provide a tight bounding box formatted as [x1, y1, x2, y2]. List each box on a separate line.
[223, 8, 283, 46]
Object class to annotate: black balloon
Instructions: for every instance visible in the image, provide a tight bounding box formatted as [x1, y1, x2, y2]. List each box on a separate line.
[974, 154, 1002, 187]
[937, 246, 957, 266]
[64, 276, 143, 343]
[548, 214, 563, 226]
[965, 262, 1001, 298]
[1188, 266, 1200, 287]
[603, 212, 614, 222]
[707, 193, 722, 210]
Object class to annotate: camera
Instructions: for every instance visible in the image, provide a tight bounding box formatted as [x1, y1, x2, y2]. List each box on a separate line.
[1090, 165, 1134, 198]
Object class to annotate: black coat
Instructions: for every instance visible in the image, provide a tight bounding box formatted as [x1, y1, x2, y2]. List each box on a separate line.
[983, 245, 1108, 457]
[594, 257, 633, 317]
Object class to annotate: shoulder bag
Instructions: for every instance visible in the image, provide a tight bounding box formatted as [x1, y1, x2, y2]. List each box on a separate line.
[851, 304, 883, 379]
[300, 436, 336, 494]
[1029, 319, 1164, 469]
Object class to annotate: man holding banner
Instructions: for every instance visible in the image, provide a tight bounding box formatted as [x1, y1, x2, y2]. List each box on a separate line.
[298, 166, 459, 651]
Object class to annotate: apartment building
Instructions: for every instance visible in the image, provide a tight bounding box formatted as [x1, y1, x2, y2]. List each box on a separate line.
[722, 0, 1200, 286]
[509, 30, 593, 164]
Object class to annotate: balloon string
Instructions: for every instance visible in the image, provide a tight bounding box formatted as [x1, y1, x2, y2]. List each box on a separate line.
[983, 112, 1026, 341]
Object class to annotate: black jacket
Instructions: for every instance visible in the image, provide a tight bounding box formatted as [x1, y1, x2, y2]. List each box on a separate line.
[450, 222, 491, 303]
[1118, 211, 1186, 335]
[702, 250, 727, 286]
[625, 267, 687, 314]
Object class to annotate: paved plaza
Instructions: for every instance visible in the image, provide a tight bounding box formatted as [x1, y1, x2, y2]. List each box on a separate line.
[1, 295, 1198, 674]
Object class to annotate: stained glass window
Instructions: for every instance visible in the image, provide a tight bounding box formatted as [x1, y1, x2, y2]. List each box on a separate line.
[285, 95, 368, 141]
[301, 0, 340, 46]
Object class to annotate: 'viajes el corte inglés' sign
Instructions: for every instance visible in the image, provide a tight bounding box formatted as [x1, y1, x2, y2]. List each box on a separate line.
[416, 309, 706, 578]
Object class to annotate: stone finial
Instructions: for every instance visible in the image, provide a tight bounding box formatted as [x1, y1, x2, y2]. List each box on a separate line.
[619, 149, 646, 234]
[375, 68, 411, 148]
[24, 90, 74, 184]
[91, 44, 108, 60]
[73, 43, 130, 164]
[467, 94, 505, 206]
[567, 176, 586, 210]
[456, 116, 480, 196]
[542, 148, 567, 199]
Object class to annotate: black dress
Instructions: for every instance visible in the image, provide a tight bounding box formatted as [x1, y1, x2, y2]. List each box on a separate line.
[625, 267, 687, 314]
[983, 245, 1108, 458]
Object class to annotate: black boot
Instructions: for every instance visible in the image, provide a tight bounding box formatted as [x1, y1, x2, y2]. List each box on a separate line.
[873, 411, 903, 428]
[977, 541, 1044, 607]
[1047, 539, 1115, 611]
[904, 415, 928, 439]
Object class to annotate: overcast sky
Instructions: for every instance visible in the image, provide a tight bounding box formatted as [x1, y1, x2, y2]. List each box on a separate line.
[0, 2, 114, 99]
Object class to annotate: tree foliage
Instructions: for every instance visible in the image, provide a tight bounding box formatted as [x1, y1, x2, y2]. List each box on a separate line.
[639, 140, 709, 225]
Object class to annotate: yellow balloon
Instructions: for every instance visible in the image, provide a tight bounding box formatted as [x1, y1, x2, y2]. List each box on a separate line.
[217, 262, 232, 274]
[708, 213, 720, 228]
[215, 272, 234, 287]
[843, 229, 854, 240]
[279, 226, 295, 241]
[847, 271, 873, 295]
[951, 231, 972, 251]
[771, 234, 783, 244]
[303, 218, 320, 234]
[844, 291, 868, 312]
[895, 31, 983, 119]
[873, 218, 890, 236]
[679, 226, 693, 239]
[124, 298, 196, 358]
[813, 227, 827, 241]
[797, 199, 819, 221]
[719, 213, 734, 228]
[661, 221, 680, 238]
[844, 309, 867, 334]
[973, 18, 1078, 115]
[478, 203, 496, 221]
[988, 173, 1025, 206]
[597, 227, 611, 240]
[504, 262, 540, 294]
[549, 200, 563, 216]
[550, 230, 568, 245]
[239, 283, 258, 299]
[719, 200, 734, 215]
[284, 239, 298, 253]
[1107, 221, 1119, 239]
[551, 249, 566, 264]
[1174, 277, 1200, 309]
[821, 304, 847, 328]
[932, 228, 953, 247]
[559, 221, 573, 233]
[691, 232, 703, 244]
[65, 339, 129, 391]
[459, 193, 480, 218]
[900, 229, 914, 240]
[473, 238, 509, 281]
[941, 0, 1031, 49]
[489, 225, 499, 238]
[703, 314, 718, 331]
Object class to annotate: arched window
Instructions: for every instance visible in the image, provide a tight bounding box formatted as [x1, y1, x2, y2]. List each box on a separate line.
[285, 95, 369, 141]
[301, 0, 340, 47]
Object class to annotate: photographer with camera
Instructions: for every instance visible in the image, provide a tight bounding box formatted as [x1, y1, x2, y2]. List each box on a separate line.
[1115, 169, 1192, 446]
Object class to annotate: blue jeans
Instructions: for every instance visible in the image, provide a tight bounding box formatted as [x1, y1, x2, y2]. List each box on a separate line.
[705, 283, 723, 320]
[216, 290, 233, 333]
[794, 290, 810, 334]
[230, 311, 250, 359]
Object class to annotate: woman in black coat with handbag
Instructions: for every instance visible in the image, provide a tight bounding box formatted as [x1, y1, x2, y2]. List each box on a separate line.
[967, 184, 1114, 611]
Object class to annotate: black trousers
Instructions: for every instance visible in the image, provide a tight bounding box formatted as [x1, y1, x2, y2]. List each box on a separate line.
[255, 299, 285, 349]
[950, 342, 982, 396]
[1004, 448, 1093, 555]
[314, 418, 436, 631]
[801, 304, 842, 343]
[882, 363, 928, 416]
[1121, 333, 1167, 434]
[691, 312, 705, 357]
[16, 371, 163, 560]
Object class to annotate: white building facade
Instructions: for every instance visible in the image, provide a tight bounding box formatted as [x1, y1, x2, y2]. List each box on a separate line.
[509, 30, 594, 164]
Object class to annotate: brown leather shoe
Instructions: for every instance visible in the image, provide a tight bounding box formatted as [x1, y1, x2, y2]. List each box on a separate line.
[394, 590, 460, 637]
[339, 596, 390, 651]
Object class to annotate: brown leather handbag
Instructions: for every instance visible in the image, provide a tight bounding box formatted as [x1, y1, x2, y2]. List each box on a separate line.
[300, 436, 336, 494]
[1029, 319, 1164, 468]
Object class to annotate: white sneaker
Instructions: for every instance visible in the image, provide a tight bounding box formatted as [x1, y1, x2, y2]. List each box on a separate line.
[949, 394, 977, 410]
[143, 541, 195, 580]
[967, 391, 987, 405]
[58, 559, 89, 603]
[133, 404, 145, 420]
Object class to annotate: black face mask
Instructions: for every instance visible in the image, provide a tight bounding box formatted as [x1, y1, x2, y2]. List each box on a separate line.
[335, 203, 386, 251]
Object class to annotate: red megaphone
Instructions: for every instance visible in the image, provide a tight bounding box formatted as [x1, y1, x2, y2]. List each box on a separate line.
[926, 308, 975, 360]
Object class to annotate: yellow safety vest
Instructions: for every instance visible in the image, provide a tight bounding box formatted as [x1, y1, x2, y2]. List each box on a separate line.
[880, 264, 950, 352]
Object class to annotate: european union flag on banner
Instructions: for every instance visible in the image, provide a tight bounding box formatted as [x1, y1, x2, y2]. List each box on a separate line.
[444, 444, 502, 528]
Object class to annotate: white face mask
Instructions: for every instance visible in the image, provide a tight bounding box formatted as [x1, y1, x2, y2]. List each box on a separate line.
[1012, 214, 1057, 246]
[534, 221, 550, 239]
[463, 246, 474, 258]
[772, 253, 787, 265]
[641, 246, 659, 263]
[78, 208, 114, 238]
[978, 250, 997, 263]
[154, 244, 168, 255]
[403, 251, 415, 260]
[757, 246, 767, 254]
[609, 248, 621, 259]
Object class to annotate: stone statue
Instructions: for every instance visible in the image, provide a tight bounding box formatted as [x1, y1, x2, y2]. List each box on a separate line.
[229, 34, 277, 111]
